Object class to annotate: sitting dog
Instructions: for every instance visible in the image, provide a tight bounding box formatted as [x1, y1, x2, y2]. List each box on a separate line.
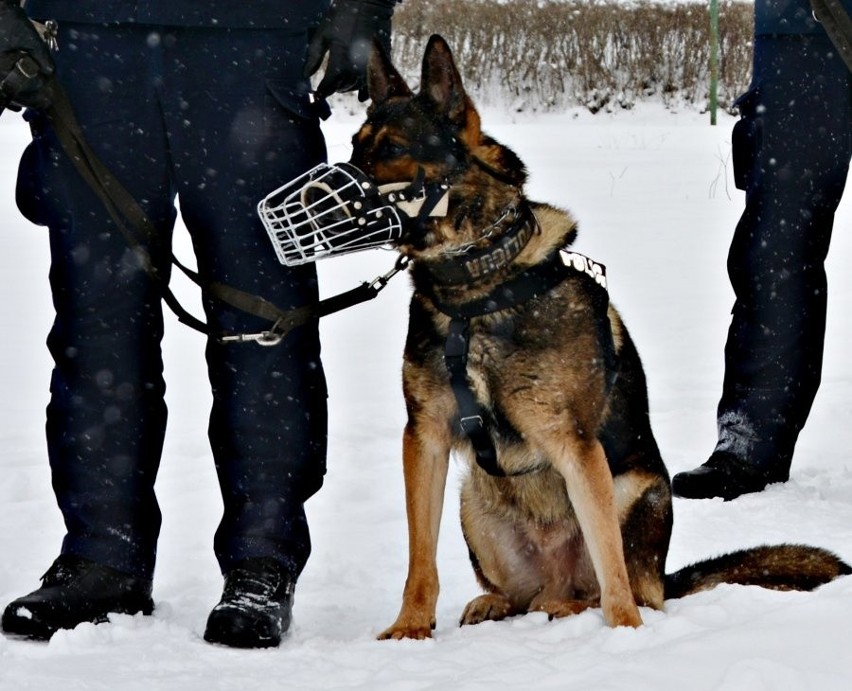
[346, 34, 850, 640]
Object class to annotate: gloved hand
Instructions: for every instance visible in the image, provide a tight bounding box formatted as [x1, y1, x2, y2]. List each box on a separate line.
[0, 0, 56, 113]
[304, 0, 396, 102]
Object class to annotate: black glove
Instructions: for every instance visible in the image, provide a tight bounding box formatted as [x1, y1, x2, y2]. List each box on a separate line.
[304, 0, 396, 102]
[0, 0, 55, 114]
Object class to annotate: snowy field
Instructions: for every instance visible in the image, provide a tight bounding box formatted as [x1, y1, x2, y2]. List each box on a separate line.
[1, 100, 852, 690]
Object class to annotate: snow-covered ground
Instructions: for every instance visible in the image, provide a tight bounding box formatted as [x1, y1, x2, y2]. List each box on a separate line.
[2, 101, 851, 690]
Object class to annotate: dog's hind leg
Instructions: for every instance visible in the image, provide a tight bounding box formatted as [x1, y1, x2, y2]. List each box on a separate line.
[614, 470, 672, 610]
[460, 593, 518, 625]
[458, 496, 534, 626]
[527, 595, 599, 619]
[459, 478, 574, 626]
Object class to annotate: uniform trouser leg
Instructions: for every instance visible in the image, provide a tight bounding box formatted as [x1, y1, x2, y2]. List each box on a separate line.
[716, 35, 852, 472]
[17, 25, 177, 579]
[153, 27, 329, 579]
[17, 25, 328, 580]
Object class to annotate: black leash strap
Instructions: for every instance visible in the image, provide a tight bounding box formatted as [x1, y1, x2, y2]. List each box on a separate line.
[812, 0, 852, 72]
[218, 256, 409, 345]
[41, 78, 403, 345]
[44, 83, 216, 335]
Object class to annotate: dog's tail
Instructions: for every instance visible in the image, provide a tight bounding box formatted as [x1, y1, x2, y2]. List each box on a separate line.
[664, 544, 851, 599]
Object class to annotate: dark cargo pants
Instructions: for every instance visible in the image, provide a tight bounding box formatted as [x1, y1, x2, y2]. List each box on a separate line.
[17, 23, 328, 580]
[716, 34, 851, 473]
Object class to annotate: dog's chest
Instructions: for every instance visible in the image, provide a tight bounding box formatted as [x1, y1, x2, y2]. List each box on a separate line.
[409, 280, 607, 431]
[452, 316, 563, 441]
[461, 313, 566, 401]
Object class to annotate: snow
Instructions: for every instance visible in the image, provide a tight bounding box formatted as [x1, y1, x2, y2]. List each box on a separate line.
[2, 102, 851, 690]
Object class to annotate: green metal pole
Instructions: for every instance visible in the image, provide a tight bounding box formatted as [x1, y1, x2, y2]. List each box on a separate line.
[709, 0, 719, 125]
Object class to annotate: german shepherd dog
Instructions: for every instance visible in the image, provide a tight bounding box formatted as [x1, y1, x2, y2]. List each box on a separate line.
[348, 35, 850, 640]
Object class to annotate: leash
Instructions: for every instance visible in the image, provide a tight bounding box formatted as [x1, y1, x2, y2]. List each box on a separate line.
[435, 250, 612, 477]
[811, 0, 852, 72]
[218, 256, 408, 345]
[41, 78, 405, 345]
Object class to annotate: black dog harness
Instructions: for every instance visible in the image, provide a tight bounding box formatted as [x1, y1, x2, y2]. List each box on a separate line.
[426, 240, 611, 478]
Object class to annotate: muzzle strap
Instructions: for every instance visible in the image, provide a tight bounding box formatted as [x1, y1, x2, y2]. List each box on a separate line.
[393, 167, 449, 223]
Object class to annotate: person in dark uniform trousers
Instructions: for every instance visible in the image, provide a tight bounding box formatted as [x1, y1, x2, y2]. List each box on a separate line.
[0, 0, 398, 648]
[673, 0, 851, 501]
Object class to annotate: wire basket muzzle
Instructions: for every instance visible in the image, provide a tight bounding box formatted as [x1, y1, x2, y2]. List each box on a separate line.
[258, 162, 404, 266]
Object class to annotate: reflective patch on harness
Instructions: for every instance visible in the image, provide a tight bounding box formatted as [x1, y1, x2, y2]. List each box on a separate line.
[561, 251, 608, 291]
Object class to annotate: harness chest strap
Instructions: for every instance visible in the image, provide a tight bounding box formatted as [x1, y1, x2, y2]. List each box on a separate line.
[439, 251, 610, 477]
[444, 317, 506, 477]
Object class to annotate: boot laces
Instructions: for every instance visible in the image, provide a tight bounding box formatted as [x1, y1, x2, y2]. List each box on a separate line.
[218, 561, 292, 614]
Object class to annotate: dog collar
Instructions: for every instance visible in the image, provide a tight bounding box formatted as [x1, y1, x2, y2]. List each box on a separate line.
[421, 203, 540, 286]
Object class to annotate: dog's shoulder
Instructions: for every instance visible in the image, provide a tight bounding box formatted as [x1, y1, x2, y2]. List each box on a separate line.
[529, 202, 578, 245]
[518, 201, 578, 263]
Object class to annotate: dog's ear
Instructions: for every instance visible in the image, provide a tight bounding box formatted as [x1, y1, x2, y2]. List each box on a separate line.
[421, 35, 474, 129]
[367, 39, 412, 108]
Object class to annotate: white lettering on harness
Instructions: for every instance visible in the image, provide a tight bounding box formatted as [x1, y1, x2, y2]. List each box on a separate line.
[561, 251, 608, 291]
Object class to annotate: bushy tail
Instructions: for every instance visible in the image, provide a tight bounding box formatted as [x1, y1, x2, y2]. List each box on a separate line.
[664, 544, 851, 600]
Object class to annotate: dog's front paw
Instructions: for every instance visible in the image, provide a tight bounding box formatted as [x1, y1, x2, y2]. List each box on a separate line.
[604, 601, 643, 628]
[377, 614, 436, 641]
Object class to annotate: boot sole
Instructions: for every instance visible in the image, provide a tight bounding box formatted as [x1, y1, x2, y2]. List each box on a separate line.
[1, 597, 154, 641]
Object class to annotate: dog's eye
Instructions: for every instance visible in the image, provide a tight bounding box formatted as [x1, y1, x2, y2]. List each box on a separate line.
[380, 139, 409, 158]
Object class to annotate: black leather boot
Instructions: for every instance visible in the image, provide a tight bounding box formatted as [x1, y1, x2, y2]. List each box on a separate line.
[204, 557, 295, 649]
[672, 451, 789, 501]
[1, 555, 154, 640]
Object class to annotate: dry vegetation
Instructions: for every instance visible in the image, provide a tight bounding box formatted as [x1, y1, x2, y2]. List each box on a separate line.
[392, 0, 753, 113]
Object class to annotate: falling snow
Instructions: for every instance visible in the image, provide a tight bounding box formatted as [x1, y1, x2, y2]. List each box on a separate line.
[2, 103, 851, 690]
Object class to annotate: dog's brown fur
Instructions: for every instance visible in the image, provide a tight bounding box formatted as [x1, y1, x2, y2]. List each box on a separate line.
[349, 35, 851, 640]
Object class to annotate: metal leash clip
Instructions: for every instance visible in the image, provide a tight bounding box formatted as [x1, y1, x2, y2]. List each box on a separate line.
[43, 20, 60, 52]
[370, 255, 410, 291]
[219, 317, 291, 347]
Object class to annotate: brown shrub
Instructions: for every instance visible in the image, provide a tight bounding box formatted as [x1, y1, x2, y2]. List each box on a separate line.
[392, 0, 753, 113]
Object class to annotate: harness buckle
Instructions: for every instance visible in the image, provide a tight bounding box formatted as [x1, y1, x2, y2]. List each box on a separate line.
[459, 415, 485, 434]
